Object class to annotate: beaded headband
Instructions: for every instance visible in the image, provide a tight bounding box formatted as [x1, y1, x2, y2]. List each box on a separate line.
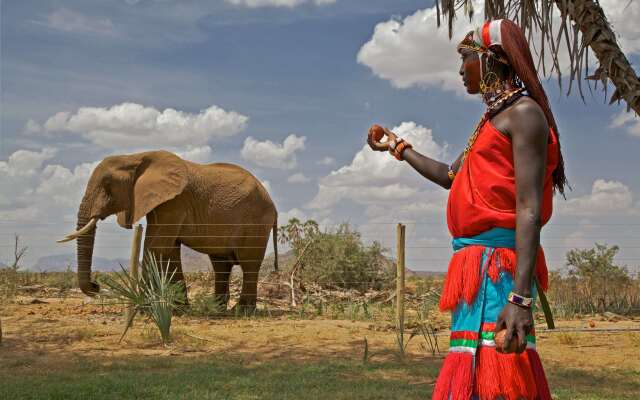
[457, 20, 509, 65]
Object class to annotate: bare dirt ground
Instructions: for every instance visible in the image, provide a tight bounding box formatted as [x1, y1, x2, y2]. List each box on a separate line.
[2, 292, 639, 378]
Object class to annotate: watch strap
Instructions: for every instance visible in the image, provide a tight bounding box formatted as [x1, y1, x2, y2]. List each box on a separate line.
[507, 291, 533, 308]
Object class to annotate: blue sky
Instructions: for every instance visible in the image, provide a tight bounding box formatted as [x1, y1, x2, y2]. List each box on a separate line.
[1, 0, 639, 272]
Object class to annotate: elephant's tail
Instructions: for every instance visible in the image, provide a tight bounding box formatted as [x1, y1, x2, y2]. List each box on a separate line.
[272, 217, 278, 272]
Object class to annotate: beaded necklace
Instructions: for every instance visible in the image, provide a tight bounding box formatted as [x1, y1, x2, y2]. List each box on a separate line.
[461, 87, 525, 164]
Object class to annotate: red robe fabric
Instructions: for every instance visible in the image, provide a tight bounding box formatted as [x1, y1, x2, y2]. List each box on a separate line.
[447, 119, 559, 238]
[434, 119, 559, 400]
[439, 119, 558, 311]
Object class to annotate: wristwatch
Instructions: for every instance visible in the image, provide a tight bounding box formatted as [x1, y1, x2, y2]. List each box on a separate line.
[507, 291, 533, 308]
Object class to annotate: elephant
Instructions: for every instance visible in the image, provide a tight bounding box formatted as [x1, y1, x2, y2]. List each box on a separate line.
[58, 150, 278, 309]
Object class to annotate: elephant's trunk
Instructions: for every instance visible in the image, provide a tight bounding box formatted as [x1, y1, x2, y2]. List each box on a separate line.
[76, 201, 100, 295]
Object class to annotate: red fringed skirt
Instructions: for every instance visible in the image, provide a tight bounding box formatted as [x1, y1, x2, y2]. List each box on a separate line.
[432, 244, 552, 400]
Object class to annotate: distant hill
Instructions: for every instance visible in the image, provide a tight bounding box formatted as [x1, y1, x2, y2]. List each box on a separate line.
[181, 247, 213, 272]
[406, 270, 445, 278]
[31, 254, 129, 272]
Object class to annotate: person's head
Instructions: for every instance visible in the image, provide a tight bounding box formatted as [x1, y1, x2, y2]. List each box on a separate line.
[456, 19, 567, 195]
[458, 46, 513, 95]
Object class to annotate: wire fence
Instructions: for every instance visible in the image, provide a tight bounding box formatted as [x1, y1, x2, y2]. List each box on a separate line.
[1, 220, 639, 342]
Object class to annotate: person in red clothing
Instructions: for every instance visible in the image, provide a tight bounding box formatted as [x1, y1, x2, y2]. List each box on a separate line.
[367, 19, 566, 400]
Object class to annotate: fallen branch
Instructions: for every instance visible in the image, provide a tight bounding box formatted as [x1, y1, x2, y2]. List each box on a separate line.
[184, 332, 217, 343]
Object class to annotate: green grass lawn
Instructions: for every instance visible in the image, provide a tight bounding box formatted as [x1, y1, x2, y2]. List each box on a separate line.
[1, 355, 638, 400]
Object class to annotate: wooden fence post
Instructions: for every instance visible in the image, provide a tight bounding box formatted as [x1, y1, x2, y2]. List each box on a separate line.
[396, 223, 406, 333]
[125, 224, 144, 327]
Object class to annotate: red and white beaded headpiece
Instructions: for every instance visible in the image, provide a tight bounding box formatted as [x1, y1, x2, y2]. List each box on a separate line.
[457, 20, 509, 65]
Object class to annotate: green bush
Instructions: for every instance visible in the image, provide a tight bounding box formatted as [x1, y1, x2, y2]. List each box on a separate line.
[548, 243, 640, 316]
[279, 219, 393, 291]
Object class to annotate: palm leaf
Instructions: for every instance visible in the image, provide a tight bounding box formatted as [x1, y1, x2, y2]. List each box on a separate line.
[434, 0, 640, 114]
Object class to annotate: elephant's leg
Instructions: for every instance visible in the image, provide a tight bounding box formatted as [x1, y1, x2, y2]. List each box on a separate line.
[209, 256, 233, 308]
[165, 248, 188, 305]
[142, 234, 188, 304]
[238, 261, 261, 310]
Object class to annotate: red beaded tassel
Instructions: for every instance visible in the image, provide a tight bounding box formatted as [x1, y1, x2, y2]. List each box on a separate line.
[474, 346, 538, 400]
[439, 246, 485, 311]
[527, 349, 552, 400]
[490, 247, 549, 291]
[440, 246, 550, 312]
[432, 352, 474, 400]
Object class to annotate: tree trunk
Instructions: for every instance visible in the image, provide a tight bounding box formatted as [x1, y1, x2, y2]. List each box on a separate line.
[556, 0, 640, 113]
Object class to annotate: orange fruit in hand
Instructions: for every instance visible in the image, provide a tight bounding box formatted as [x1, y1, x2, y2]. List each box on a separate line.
[369, 124, 385, 142]
[495, 329, 519, 354]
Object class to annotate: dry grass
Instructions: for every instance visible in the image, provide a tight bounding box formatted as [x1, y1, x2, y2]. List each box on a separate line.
[1, 276, 640, 399]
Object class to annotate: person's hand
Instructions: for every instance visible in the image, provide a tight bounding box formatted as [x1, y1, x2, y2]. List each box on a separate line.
[495, 302, 533, 354]
[367, 124, 389, 152]
[382, 127, 398, 143]
[382, 128, 400, 156]
[367, 125, 400, 152]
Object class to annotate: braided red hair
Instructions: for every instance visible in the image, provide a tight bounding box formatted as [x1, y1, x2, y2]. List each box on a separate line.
[494, 19, 567, 194]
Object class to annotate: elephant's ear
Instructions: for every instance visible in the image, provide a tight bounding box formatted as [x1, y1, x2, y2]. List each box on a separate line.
[130, 151, 188, 224]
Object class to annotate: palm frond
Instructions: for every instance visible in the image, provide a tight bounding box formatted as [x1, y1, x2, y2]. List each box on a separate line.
[435, 0, 640, 114]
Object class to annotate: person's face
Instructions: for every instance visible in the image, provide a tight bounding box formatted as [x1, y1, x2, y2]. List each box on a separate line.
[459, 48, 481, 94]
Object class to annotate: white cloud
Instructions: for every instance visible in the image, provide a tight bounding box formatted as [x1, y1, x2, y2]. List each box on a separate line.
[357, 6, 480, 92]
[279, 207, 309, 223]
[241, 134, 306, 170]
[0, 148, 95, 219]
[32, 102, 248, 150]
[558, 179, 638, 216]
[225, 0, 336, 8]
[287, 172, 310, 184]
[277, 207, 334, 233]
[304, 122, 453, 272]
[357, 1, 640, 92]
[175, 146, 214, 163]
[35, 163, 99, 208]
[308, 121, 448, 214]
[0, 149, 134, 268]
[38, 8, 116, 36]
[0, 148, 57, 179]
[611, 111, 640, 137]
[24, 119, 43, 135]
[317, 156, 336, 166]
[599, 0, 640, 55]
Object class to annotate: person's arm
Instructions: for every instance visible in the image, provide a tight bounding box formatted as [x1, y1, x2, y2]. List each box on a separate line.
[495, 98, 549, 353]
[403, 149, 462, 190]
[367, 126, 460, 190]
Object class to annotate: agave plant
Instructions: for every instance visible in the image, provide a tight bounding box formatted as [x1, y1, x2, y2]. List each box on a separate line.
[101, 253, 185, 345]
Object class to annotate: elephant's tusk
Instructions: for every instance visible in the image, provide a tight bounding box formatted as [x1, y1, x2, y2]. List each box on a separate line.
[57, 217, 98, 243]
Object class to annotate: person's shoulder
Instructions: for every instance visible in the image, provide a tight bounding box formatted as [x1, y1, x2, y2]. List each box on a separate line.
[507, 95, 549, 135]
[509, 96, 545, 120]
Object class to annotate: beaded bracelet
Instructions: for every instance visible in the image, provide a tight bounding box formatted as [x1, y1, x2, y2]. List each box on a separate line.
[394, 140, 412, 161]
[447, 165, 456, 181]
[507, 291, 533, 308]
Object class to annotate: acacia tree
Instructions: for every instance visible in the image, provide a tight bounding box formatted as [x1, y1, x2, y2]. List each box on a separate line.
[278, 219, 392, 291]
[435, 1, 640, 114]
[565, 243, 632, 312]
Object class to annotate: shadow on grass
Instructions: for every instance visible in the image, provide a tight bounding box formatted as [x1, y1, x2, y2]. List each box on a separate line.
[1, 347, 638, 400]
[547, 364, 640, 400]
[0, 354, 439, 400]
